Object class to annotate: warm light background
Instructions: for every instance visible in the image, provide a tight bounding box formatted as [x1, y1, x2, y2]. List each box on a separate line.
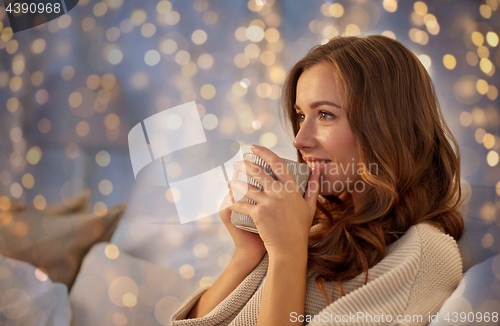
[0, 0, 498, 209]
[0, 0, 499, 322]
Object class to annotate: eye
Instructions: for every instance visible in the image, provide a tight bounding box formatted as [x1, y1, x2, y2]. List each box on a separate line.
[319, 111, 335, 120]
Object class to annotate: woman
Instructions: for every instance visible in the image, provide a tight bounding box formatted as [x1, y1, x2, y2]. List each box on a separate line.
[171, 35, 464, 325]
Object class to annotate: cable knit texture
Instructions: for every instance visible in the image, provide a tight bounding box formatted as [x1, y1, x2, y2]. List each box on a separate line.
[171, 223, 462, 326]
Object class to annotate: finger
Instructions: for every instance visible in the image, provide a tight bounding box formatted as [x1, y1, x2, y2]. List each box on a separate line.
[219, 192, 234, 211]
[231, 168, 238, 181]
[250, 145, 295, 184]
[234, 160, 275, 193]
[304, 163, 327, 210]
[229, 200, 256, 218]
[228, 180, 265, 203]
[228, 184, 236, 205]
[226, 168, 240, 204]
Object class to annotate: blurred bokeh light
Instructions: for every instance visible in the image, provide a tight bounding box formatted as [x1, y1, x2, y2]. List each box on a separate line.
[0, 0, 499, 323]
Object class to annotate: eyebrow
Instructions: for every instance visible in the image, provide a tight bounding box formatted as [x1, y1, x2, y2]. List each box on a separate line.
[294, 100, 342, 111]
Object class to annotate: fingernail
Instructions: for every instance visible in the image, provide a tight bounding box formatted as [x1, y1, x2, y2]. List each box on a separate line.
[233, 161, 238, 166]
[251, 145, 256, 151]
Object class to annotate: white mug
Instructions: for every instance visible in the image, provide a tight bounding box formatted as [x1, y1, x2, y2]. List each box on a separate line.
[230, 152, 312, 233]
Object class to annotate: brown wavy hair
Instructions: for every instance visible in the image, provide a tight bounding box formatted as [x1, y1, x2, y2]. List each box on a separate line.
[280, 35, 465, 304]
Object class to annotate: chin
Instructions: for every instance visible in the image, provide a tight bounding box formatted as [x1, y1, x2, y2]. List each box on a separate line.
[318, 175, 338, 193]
[317, 181, 341, 197]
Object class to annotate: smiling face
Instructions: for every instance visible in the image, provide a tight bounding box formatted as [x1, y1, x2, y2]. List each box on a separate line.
[293, 62, 362, 196]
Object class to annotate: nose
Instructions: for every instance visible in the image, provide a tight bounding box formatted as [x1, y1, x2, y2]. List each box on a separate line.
[293, 120, 317, 151]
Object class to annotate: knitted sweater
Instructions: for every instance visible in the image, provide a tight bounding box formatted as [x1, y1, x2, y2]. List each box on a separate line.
[171, 223, 462, 325]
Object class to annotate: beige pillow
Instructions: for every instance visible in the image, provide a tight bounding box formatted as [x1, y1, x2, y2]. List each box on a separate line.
[45, 189, 92, 215]
[0, 189, 91, 215]
[0, 192, 126, 290]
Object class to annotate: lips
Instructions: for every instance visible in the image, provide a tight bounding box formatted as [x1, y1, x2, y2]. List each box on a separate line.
[303, 157, 331, 169]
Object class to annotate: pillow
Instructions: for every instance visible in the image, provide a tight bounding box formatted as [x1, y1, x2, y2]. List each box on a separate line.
[0, 189, 91, 215]
[44, 189, 92, 215]
[429, 254, 500, 325]
[0, 254, 72, 325]
[70, 242, 193, 326]
[0, 192, 126, 290]
[456, 185, 500, 272]
[110, 184, 234, 283]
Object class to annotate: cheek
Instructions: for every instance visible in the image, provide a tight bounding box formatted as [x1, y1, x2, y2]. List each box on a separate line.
[319, 130, 360, 184]
[322, 131, 358, 163]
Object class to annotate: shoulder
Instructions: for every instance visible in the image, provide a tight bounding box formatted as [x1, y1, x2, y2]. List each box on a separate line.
[310, 223, 462, 322]
[388, 222, 461, 257]
[381, 222, 462, 282]
[346, 223, 461, 291]
[304, 223, 463, 322]
[396, 223, 463, 306]
[411, 222, 463, 276]
[405, 222, 462, 263]
[394, 224, 464, 318]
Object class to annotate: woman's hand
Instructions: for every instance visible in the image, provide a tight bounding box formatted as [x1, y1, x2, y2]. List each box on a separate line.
[228, 145, 327, 261]
[219, 173, 266, 262]
[188, 185, 267, 319]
